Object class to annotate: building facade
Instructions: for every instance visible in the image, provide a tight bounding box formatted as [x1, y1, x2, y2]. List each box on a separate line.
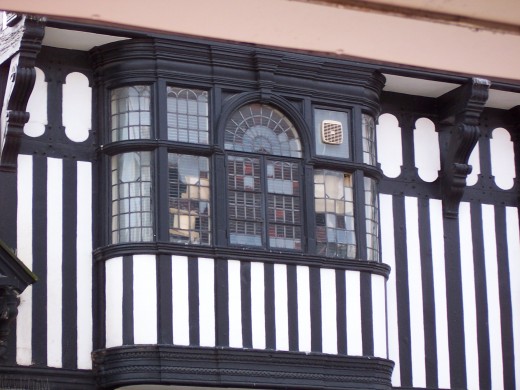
[0, 9, 518, 390]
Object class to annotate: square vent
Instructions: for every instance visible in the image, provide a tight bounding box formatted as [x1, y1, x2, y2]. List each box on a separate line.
[321, 120, 343, 145]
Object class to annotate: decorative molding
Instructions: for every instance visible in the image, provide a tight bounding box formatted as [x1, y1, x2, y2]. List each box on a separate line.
[438, 78, 490, 218]
[0, 15, 45, 170]
[93, 345, 394, 389]
[0, 366, 95, 389]
[93, 242, 391, 278]
[0, 239, 37, 357]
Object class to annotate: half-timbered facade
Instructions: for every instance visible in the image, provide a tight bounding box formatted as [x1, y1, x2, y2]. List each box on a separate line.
[0, 8, 518, 390]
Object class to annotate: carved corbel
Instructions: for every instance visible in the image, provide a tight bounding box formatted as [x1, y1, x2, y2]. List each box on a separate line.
[0, 14, 45, 170]
[0, 240, 37, 358]
[438, 78, 490, 218]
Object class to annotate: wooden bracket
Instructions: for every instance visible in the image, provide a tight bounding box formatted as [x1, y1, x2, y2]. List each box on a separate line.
[438, 78, 490, 218]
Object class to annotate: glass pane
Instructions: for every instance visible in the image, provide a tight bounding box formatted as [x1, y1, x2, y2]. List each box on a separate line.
[168, 154, 211, 245]
[111, 152, 153, 243]
[314, 169, 356, 259]
[364, 176, 379, 261]
[167, 87, 209, 144]
[110, 86, 151, 141]
[362, 114, 377, 165]
[224, 103, 302, 158]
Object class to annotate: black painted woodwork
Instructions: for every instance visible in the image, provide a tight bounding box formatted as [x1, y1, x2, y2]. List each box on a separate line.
[0, 15, 44, 169]
[93, 345, 394, 389]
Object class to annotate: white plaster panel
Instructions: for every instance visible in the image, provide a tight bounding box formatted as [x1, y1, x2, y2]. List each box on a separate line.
[105, 257, 123, 348]
[47, 157, 63, 368]
[228, 260, 242, 348]
[25, 67, 47, 137]
[274, 263, 289, 351]
[63, 72, 91, 142]
[320, 268, 337, 354]
[405, 196, 426, 388]
[376, 114, 402, 178]
[250, 262, 266, 349]
[371, 274, 387, 359]
[296, 265, 311, 352]
[16, 154, 33, 365]
[76, 161, 93, 369]
[490, 128, 516, 190]
[171, 256, 190, 346]
[345, 270, 362, 356]
[198, 257, 215, 347]
[413, 117, 440, 182]
[133, 255, 158, 344]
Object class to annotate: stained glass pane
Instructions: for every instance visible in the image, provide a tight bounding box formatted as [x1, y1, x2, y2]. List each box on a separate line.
[314, 170, 356, 258]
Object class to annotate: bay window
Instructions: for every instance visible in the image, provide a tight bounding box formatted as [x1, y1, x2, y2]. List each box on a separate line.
[99, 42, 383, 262]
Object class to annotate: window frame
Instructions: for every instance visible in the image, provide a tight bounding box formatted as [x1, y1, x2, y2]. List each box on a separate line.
[95, 45, 384, 265]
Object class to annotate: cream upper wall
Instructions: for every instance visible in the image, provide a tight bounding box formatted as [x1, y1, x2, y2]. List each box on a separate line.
[3, 0, 520, 82]
[357, 0, 520, 27]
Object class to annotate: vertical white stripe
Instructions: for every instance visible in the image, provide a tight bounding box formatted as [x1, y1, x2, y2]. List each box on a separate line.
[250, 262, 266, 349]
[405, 196, 426, 388]
[76, 161, 92, 369]
[321, 268, 337, 354]
[105, 257, 123, 348]
[379, 194, 400, 386]
[345, 270, 362, 356]
[297, 265, 311, 352]
[506, 207, 520, 390]
[198, 257, 215, 346]
[16, 154, 33, 365]
[459, 202, 479, 390]
[228, 260, 242, 348]
[133, 255, 157, 344]
[274, 263, 289, 350]
[171, 255, 190, 346]
[371, 274, 387, 358]
[429, 199, 450, 387]
[482, 204, 504, 390]
[47, 157, 62, 368]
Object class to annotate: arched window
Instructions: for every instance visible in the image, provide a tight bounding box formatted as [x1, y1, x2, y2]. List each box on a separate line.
[225, 103, 303, 250]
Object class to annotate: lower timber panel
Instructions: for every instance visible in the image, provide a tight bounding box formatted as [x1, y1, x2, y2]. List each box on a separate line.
[92, 345, 394, 389]
[103, 256, 388, 359]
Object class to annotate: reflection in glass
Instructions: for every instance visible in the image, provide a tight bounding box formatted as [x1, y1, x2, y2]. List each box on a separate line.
[364, 176, 379, 261]
[362, 114, 377, 166]
[110, 86, 151, 141]
[111, 152, 153, 243]
[168, 154, 211, 244]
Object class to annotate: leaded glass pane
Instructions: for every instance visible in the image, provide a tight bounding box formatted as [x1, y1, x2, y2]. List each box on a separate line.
[228, 156, 263, 247]
[362, 114, 377, 165]
[167, 87, 209, 144]
[314, 170, 356, 258]
[364, 176, 380, 261]
[111, 152, 153, 243]
[225, 103, 302, 158]
[168, 154, 211, 245]
[110, 86, 151, 141]
[266, 160, 302, 250]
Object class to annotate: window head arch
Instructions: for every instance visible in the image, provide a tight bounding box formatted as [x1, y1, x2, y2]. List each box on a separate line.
[224, 103, 302, 158]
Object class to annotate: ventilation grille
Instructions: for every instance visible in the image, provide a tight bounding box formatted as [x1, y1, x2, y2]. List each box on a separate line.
[321, 120, 343, 145]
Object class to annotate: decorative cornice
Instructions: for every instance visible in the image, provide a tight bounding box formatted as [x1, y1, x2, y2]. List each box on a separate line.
[438, 78, 490, 218]
[93, 345, 394, 389]
[0, 15, 45, 170]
